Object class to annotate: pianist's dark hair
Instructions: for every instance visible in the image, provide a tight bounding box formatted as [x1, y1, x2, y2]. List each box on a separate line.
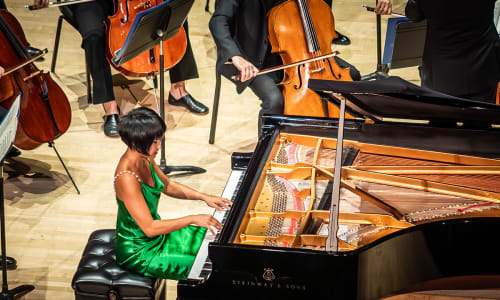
[118, 107, 166, 156]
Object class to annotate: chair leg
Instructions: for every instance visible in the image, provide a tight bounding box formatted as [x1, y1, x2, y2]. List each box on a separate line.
[209, 72, 221, 144]
[85, 57, 92, 105]
[51, 15, 64, 73]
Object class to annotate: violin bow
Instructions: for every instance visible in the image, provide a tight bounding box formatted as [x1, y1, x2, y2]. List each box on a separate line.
[25, 0, 96, 10]
[230, 51, 340, 81]
[362, 5, 406, 18]
[4, 49, 48, 76]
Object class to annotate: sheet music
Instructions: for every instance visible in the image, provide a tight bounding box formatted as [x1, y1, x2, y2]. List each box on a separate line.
[0, 94, 20, 162]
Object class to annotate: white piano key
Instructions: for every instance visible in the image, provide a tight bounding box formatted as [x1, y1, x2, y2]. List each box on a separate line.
[188, 170, 244, 280]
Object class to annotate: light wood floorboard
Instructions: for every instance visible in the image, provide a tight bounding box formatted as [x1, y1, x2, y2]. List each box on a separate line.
[2, 0, 498, 299]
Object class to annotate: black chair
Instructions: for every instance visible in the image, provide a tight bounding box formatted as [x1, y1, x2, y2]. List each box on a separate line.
[51, 7, 92, 104]
[72, 229, 166, 300]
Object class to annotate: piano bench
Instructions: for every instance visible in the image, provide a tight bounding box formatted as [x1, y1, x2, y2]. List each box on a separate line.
[71, 229, 165, 300]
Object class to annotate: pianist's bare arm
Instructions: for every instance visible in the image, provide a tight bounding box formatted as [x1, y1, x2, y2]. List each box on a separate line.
[115, 174, 222, 237]
[150, 160, 232, 211]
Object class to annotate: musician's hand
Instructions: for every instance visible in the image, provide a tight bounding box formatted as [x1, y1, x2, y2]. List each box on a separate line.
[203, 195, 231, 211]
[32, 0, 49, 9]
[375, 0, 392, 15]
[191, 214, 222, 236]
[231, 56, 258, 82]
[0, 67, 4, 79]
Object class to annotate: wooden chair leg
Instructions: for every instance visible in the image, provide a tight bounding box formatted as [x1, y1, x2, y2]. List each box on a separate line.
[209, 72, 222, 144]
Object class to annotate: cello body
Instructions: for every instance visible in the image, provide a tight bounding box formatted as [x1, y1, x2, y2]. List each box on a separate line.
[0, 10, 71, 150]
[106, 0, 187, 77]
[268, 0, 353, 118]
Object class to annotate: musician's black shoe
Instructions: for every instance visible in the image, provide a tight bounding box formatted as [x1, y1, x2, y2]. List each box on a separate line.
[103, 114, 119, 137]
[332, 31, 351, 46]
[7, 147, 21, 158]
[27, 46, 45, 62]
[168, 93, 209, 115]
[0, 256, 17, 270]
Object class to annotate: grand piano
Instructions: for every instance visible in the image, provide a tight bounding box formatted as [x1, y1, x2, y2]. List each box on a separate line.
[178, 77, 500, 300]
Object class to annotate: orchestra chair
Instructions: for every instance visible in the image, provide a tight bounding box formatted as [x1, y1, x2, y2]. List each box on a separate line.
[208, 72, 222, 144]
[51, 6, 92, 105]
[72, 229, 166, 300]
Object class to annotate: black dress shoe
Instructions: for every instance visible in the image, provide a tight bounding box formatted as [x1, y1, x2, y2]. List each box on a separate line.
[168, 93, 209, 114]
[332, 31, 351, 46]
[27, 46, 45, 62]
[0, 256, 17, 270]
[7, 147, 21, 158]
[104, 114, 119, 137]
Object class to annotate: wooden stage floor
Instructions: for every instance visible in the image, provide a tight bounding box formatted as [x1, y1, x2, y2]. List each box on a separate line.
[3, 0, 499, 299]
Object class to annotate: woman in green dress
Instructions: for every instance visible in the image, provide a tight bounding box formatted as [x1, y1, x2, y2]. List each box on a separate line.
[113, 107, 231, 280]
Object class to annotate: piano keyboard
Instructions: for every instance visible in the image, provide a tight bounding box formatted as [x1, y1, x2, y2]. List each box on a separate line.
[188, 169, 245, 280]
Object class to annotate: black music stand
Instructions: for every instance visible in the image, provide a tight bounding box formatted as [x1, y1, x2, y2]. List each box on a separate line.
[112, 0, 205, 176]
[0, 95, 34, 299]
[361, 0, 388, 80]
[382, 18, 426, 71]
[362, 15, 426, 79]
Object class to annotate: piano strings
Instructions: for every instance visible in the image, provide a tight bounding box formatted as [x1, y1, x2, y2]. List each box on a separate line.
[232, 133, 500, 251]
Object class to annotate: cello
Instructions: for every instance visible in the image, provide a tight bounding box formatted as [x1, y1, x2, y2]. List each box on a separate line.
[106, 0, 187, 77]
[0, 9, 71, 150]
[268, 0, 354, 118]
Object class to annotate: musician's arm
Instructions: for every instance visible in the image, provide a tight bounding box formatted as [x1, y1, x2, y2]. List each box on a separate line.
[0, 66, 4, 79]
[209, 0, 243, 63]
[32, 0, 49, 9]
[150, 160, 231, 211]
[405, 0, 425, 22]
[115, 175, 222, 237]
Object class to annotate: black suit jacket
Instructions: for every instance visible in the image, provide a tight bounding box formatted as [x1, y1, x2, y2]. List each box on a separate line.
[209, 0, 284, 93]
[406, 0, 500, 103]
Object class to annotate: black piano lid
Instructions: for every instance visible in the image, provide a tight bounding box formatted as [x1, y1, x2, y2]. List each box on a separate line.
[309, 77, 500, 124]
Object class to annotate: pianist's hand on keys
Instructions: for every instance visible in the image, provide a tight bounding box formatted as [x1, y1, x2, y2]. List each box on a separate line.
[191, 214, 223, 236]
[202, 195, 232, 211]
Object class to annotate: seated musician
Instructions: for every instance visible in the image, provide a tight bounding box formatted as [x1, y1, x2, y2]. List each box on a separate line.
[113, 107, 230, 279]
[406, 0, 500, 103]
[31, 0, 210, 137]
[209, 0, 389, 135]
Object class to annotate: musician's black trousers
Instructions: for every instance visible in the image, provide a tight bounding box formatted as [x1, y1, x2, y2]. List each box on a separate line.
[248, 74, 284, 137]
[61, 0, 198, 105]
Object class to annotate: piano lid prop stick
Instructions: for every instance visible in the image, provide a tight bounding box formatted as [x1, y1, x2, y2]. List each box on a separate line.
[326, 94, 346, 253]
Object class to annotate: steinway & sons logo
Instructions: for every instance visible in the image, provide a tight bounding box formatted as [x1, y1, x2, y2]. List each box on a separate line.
[263, 268, 275, 281]
[230, 268, 306, 291]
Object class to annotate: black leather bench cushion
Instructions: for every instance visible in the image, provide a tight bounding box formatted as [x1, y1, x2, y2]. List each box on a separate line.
[72, 229, 157, 299]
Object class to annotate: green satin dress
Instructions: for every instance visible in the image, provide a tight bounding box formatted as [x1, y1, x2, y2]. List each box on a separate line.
[115, 162, 206, 280]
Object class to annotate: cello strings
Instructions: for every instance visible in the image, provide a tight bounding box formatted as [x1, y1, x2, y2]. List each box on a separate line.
[298, 0, 319, 70]
[301, 0, 324, 71]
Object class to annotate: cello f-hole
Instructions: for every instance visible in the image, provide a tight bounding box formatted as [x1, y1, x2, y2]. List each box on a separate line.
[294, 64, 304, 89]
[121, 0, 129, 23]
[325, 58, 341, 80]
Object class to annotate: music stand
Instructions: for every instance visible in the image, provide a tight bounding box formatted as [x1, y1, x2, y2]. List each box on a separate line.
[382, 18, 426, 71]
[361, 0, 388, 80]
[362, 16, 426, 79]
[112, 0, 205, 176]
[0, 95, 35, 299]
